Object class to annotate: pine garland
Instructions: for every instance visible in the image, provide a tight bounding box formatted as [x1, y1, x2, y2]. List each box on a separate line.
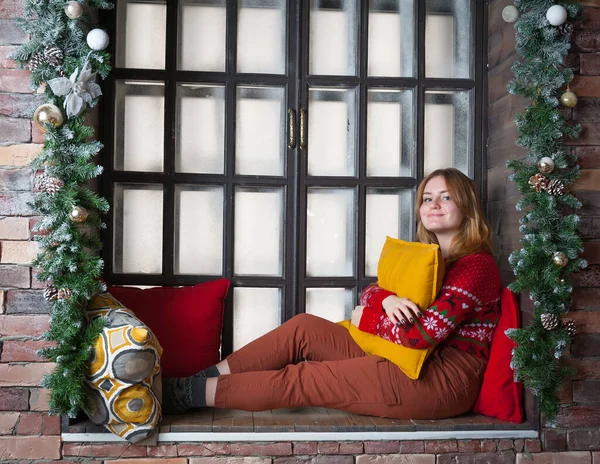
[506, 0, 585, 421]
[11, 0, 113, 417]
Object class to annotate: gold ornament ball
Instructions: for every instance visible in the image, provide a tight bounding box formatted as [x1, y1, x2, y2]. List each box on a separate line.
[33, 104, 64, 132]
[64, 1, 83, 19]
[552, 251, 568, 268]
[560, 90, 578, 108]
[537, 157, 555, 175]
[69, 205, 88, 223]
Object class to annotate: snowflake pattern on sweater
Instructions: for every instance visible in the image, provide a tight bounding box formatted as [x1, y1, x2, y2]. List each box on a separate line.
[358, 252, 502, 360]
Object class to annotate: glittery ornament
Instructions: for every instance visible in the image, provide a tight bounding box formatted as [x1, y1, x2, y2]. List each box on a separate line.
[33, 104, 64, 132]
[552, 251, 568, 268]
[44, 284, 58, 301]
[529, 173, 548, 192]
[546, 4, 567, 26]
[546, 178, 566, 196]
[57, 287, 72, 300]
[64, 1, 83, 19]
[541, 313, 560, 331]
[562, 318, 576, 337]
[502, 5, 519, 23]
[560, 89, 577, 108]
[69, 205, 88, 223]
[86, 28, 109, 51]
[537, 157, 555, 175]
[43, 46, 64, 66]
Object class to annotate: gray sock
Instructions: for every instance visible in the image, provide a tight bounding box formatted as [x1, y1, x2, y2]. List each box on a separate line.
[162, 374, 208, 414]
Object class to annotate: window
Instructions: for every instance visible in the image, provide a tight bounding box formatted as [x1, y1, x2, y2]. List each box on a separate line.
[102, 0, 485, 357]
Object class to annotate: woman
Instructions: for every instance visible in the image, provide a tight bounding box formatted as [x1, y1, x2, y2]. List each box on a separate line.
[163, 168, 502, 419]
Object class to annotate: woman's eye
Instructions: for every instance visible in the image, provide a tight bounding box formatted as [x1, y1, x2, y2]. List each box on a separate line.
[442, 196, 451, 201]
[423, 198, 431, 202]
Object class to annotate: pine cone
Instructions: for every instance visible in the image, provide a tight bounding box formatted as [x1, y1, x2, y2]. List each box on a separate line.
[44, 177, 64, 195]
[33, 173, 48, 192]
[44, 284, 58, 301]
[57, 287, 72, 300]
[558, 23, 573, 37]
[44, 46, 64, 66]
[529, 173, 548, 192]
[541, 313, 560, 331]
[547, 178, 566, 196]
[562, 318, 576, 337]
[28, 52, 44, 71]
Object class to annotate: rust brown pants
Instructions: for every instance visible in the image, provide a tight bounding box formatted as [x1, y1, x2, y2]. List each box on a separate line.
[215, 313, 486, 419]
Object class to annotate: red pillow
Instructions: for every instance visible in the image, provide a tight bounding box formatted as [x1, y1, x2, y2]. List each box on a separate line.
[472, 288, 523, 423]
[108, 279, 230, 379]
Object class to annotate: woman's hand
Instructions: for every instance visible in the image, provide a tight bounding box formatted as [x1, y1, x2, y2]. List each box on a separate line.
[382, 295, 421, 326]
[351, 305, 365, 327]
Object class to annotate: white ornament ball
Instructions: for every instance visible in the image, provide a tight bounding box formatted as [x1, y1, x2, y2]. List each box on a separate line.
[546, 5, 568, 26]
[502, 5, 519, 23]
[86, 28, 109, 51]
[64, 1, 83, 19]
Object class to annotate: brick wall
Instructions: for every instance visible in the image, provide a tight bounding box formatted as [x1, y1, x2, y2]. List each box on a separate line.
[0, 1, 598, 462]
[487, 0, 600, 455]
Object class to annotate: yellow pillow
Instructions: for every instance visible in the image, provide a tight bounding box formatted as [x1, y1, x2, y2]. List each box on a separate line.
[339, 237, 445, 379]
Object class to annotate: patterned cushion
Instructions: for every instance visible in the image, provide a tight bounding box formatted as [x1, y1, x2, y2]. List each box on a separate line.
[84, 292, 162, 443]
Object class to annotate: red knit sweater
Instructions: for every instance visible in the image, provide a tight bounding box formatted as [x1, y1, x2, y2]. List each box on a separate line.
[358, 252, 502, 360]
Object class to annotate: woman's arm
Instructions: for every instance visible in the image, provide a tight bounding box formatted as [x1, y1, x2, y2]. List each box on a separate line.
[359, 283, 395, 312]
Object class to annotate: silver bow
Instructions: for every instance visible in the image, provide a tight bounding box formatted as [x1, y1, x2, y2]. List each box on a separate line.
[48, 62, 102, 118]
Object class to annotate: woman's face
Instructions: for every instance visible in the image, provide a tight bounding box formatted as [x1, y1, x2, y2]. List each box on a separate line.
[419, 176, 466, 237]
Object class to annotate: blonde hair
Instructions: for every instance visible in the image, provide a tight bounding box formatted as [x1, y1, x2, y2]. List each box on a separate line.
[416, 168, 493, 265]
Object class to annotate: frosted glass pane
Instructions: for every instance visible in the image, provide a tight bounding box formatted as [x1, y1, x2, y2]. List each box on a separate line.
[237, 1, 286, 74]
[176, 84, 225, 174]
[426, 0, 471, 78]
[233, 287, 281, 350]
[234, 188, 284, 276]
[367, 89, 414, 177]
[179, 1, 226, 72]
[113, 184, 163, 274]
[306, 288, 355, 322]
[236, 87, 286, 176]
[365, 189, 414, 277]
[308, 88, 357, 176]
[117, 2, 166, 69]
[175, 185, 224, 275]
[368, 0, 414, 77]
[115, 81, 164, 172]
[424, 91, 473, 176]
[310, 0, 357, 76]
[306, 188, 355, 277]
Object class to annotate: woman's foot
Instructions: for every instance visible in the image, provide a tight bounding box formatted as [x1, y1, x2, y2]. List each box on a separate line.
[161, 366, 220, 415]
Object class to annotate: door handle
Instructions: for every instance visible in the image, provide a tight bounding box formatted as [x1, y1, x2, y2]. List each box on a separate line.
[299, 107, 306, 150]
[287, 109, 296, 149]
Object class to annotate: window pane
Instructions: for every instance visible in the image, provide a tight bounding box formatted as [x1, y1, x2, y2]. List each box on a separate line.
[233, 287, 281, 350]
[309, 0, 358, 76]
[176, 84, 225, 174]
[237, 0, 286, 74]
[308, 88, 357, 177]
[116, 1, 166, 70]
[367, 88, 414, 177]
[368, 0, 414, 77]
[365, 188, 413, 277]
[236, 86, 286, 176]
[113, 184, 163, 274]
[306, 288, 355, 322]
[178, 0, 226, 72]
[425, 0, 472, 78]
[306, 188, 355, 277]
[234, 187, 285, 276]
[174, 185, 224, 275]
[114, 81, 164, 172]
[424, 90, 473, 176]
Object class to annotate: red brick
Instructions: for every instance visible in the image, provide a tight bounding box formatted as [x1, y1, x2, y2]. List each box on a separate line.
[0, 217, 29, 240]
[0, 363, 54, 387]
[438, 452, 515, 464]
[0, 144, 42, 166]
[29, 388, 50, 411]
[543, 429, 567, 451]
[317, 442, 339, 454]
[338, 442, 363, 454]
[554, 406, 600, 427]
[515, 451, 592, 464]
[79, 443, 147, 458]
[573, 266, 600, 287]
[228, 443, 292, 456]
[293, 442, 317, 455]
[399, 441, 425, 453]
[571, 334, 600, 357]
[363, 441, 400, 454]
[1, 340, 54, 362]
[41, 414, 60, 435]
[0, 388, 28, 410]
[581, 54, 600, 75]
[497, 439, 513, 451]
[525, 439, 542, 453]
[62, 443, 93, 457]
[594, 451, 599, 463]
[481, 440, 498, 452]
[0, 315, 49, 337]
[583, 241, 600, 265]
[357, 456, 435, 464]
[572, 76, 600, 98]
[0, 69, 32, 94]
[1, 241, 39, 265]
[573, 380, 600, 405]
[32, 123, 44, 144]
[557, 380, 574, 404]
[457, 440, 480, 453]
[563, 359, 600, 380]
[110, 460, 185, 464]
[147, 444, 178, 457]
[0, 290, 4, 314]
[16, 412, 42, 435]
[568, 429, 600, 450]
[192, 459, 271, 464]
[568, 311, 600, 334]
[0, 436, 60, 460]
[0, 265, 29, 288]
[573, 288, 600, 310]
[575, 30, 600, 53]
[0, 46, 16, 68]
[178, 444, 230, 456]
[0, 0, 24, 18]
[581, 6, 600, 29]
[424, 440, 458, 453]
[0, 412, 18, 435]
